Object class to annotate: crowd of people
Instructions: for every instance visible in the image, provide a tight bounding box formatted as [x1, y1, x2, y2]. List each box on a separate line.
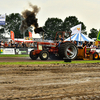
[0, 40, 34, 48]
[0, 39, 99, 49]
[72, 40, 99, 48]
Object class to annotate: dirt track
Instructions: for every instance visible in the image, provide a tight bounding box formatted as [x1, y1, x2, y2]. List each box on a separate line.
[0, 57, 34, 62]
[0, 58, 100, 100]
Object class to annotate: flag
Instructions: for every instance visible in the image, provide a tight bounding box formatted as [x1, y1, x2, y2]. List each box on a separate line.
[10, 31, 14, 41]
[97, 30, 100, 41]
[0, 14, 6, 25]
[29, 31, 32, 37]
[70, 24, 81, 35]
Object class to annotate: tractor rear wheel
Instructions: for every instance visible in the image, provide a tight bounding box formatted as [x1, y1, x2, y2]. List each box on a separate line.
[29, 50, 38, 60]
[39, 50, 49, 60]
[59, 42, 78, 59]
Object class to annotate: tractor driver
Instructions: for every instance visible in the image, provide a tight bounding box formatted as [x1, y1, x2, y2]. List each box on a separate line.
[58, 35, 63, 47]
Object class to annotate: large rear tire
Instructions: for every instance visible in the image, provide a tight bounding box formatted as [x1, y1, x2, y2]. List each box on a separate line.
[59, 42, 78, 59]
[29, 50, 38, 60]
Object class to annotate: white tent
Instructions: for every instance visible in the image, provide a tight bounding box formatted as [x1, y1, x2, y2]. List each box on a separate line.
[64, 33, 94, 42]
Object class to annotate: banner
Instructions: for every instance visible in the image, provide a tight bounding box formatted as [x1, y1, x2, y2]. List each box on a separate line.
[0, 48, 15, 54]
[97, 30, 100, 41]
[0, 14, 6, 25]
[25, 37, 32, 40]
[15, 48, 28, 55]
[29, 31, 32, 37]
[0, 48, 34, 55]
[10, 31, 14, 41]
[70, 24, 81, 35]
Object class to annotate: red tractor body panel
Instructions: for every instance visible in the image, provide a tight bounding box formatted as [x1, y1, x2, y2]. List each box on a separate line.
[32, 41, 58, 55]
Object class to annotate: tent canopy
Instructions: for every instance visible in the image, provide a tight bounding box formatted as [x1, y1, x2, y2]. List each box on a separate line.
[64, 33, 94, 42]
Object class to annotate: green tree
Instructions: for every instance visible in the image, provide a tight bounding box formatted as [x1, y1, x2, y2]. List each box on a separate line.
[0, 28, 4, 39]
[62, 16, 87, 36]
[88, 28, 98, 39]
[42, 18, 63, 40]
[0, 13, 33, 39]
[42, 16, 87, 40]
[5, 13, 23, 38]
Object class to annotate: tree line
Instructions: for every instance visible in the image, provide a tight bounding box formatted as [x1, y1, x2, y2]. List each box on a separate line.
[0, 13, 99, 40]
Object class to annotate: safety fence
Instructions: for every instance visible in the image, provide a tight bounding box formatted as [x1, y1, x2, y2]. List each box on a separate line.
[0, 48, 34, 55]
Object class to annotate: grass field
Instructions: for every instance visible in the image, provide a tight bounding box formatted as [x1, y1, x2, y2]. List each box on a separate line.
[0, 54, 29, 57]
[0, 60, 100, 65]
[0, 54, 100, 65]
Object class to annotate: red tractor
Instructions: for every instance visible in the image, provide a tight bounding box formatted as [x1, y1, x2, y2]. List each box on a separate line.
[29, 31, 78, 60]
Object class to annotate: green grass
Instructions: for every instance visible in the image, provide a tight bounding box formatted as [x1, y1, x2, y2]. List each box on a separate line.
[72, 60, 100, 64]
[0, 54, 29, 57]
[0, 54, 100, 65]
[0, 60, 100, 65]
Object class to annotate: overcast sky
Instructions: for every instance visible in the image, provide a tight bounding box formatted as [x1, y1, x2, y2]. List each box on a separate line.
[0, 0, 100, 34]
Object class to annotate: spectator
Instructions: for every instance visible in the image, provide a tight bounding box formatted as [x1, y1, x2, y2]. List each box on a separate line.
[8, 42, 11, 48]
[22, 42, 26, 48]
[74, 40, 77, 46]
[78, 42, 82, 47]
[25, 43, 29, 48]
[82, 41, 87, 47]
[4, 41, 8, 48]
[87, 42, 91, 47]
[12, 41, 17, 48]
[10, 40, 13, 47]
[30, 42, 34, 47]
[28, 43, 32, 47]
[90, 42, 97, 48]
[1, 41, 4, 48]
[15, 42, 19, 48]
[17, 42, 23, 48]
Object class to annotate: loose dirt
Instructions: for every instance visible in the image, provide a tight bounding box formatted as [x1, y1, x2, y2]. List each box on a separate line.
[0, 62, 100, 100]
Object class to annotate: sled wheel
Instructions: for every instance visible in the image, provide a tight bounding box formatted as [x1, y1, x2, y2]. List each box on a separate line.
[93, 52, 99, 60]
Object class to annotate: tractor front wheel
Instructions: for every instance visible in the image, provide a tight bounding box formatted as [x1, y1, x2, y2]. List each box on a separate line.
[39, 50, 49, 60]
[29, 50, 38, 60]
